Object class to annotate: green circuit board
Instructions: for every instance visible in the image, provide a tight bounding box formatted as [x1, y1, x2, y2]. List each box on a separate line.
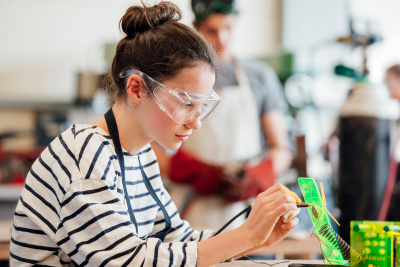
[298, 177, 348, 265]
[350, 221, 400, 267]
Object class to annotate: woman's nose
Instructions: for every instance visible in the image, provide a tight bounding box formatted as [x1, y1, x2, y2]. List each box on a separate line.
[185, 116, 202, 130]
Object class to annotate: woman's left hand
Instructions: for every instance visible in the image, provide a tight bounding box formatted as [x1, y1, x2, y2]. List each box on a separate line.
[263, 207, 300, 247]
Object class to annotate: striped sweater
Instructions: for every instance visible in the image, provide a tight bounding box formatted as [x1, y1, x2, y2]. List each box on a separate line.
[10, 124, 213, 266]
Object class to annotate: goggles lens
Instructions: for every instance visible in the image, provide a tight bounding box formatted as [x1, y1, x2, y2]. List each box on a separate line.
[120, 70, 220, 124]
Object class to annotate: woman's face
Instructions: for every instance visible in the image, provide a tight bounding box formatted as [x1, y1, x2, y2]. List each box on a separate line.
[139, 63, 216, 150]
[386, 71, 400, 100]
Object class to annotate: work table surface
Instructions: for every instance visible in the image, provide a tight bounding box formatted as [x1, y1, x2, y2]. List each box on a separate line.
[0, 218, 323, 263]
[218, 260, 326, 266]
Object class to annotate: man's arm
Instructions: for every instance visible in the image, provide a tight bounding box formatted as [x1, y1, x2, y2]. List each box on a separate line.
[262, 110, 293, 174]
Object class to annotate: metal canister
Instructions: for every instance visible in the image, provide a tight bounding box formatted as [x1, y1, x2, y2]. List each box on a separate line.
[338, 81, 398, 242]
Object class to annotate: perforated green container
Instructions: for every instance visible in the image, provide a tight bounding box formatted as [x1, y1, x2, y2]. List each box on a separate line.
[298, 177, 348, 265]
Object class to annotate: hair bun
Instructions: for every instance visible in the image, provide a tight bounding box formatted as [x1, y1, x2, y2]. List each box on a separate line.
[120, 1, 182, 38]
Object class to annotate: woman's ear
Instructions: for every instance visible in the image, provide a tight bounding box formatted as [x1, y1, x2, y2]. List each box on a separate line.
[126, 74, 143, 104]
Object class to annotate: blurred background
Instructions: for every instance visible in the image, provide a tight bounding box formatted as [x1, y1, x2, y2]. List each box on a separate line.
[1, 0, 400, 262]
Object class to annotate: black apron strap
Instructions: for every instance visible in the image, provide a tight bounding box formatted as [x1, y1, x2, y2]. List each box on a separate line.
[105, 108, 138, 233]
[138, 156, 172, 241]
[104, 108, 172, 241]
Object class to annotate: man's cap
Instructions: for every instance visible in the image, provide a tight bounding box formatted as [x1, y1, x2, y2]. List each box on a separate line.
[192, 0, 238, 23]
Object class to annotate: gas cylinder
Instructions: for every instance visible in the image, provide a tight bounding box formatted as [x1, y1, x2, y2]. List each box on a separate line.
[338, 80, 398, 242]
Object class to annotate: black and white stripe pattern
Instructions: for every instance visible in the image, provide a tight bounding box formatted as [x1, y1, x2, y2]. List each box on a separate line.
[10, 124, 213, 266]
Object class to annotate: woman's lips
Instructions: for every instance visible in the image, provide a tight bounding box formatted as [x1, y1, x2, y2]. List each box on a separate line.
[176, 135, 189, 142]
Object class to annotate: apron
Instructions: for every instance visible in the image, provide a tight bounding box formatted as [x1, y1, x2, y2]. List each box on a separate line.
[105, 109, 173, 241]
[183, 59, 261, 167]
[177, 60, 262, 231]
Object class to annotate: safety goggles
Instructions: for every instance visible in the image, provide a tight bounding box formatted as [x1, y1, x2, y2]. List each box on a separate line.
[119, 70, 221, 124]
[192, 0, 238, 22]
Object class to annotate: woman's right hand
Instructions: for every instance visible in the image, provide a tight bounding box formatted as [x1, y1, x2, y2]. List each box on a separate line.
[239, 183, 299, 247]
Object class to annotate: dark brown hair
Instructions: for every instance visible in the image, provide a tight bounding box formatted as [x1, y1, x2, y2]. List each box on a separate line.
[109, 1, 217, 102]
[387, 64, 400, 77]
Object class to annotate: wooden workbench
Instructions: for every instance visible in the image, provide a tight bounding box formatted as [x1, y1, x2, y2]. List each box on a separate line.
[0, 220, 12, 261]
[250, 236, 322, 259]
[0, 218, 323, 262]
[218, 260, 330, 266]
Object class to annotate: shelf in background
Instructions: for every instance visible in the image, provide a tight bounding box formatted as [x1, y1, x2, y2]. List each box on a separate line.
[0, 184, 23, 201]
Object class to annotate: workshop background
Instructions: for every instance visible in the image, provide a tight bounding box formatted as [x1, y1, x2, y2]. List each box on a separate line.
[1, 0, 400, 263]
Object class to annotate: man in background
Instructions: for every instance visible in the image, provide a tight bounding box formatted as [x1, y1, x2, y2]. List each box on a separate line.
[155, 0, 292, 230]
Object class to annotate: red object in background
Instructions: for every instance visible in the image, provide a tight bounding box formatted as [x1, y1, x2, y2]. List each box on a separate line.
[170, 149, 224, 195]
[0, 146, 44, 184]
[378, 136, 400, 221]
[244, 158, 276, 195]
[169, 149, 276, 201]
[12, 171, 26, 185]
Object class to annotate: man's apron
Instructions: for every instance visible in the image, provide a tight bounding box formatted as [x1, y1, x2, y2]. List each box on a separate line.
[178, 59, 262, 231]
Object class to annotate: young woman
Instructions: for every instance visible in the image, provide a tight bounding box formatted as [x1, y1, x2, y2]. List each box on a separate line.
[10, 2, 300, 266]
[386, 64, 400, 101]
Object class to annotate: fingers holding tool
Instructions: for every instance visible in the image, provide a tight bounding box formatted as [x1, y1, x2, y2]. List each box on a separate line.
[281, 202, 313, 230]
[281, 207, 300, 230]
[282, 203, 313, 220]
[241, 184, 298, 246]
[258, 183, 301, 206]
